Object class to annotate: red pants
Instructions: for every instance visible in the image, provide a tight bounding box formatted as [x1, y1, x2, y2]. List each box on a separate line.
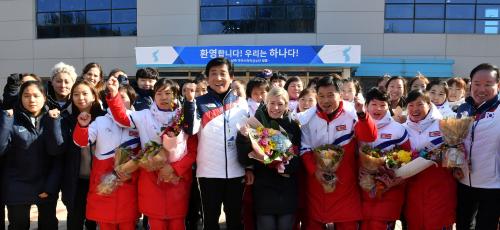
[360, 220, 395, 230]
[148, 218, 185, 230]
[305, 219, 358, 230]
[98, 221, 136, 230]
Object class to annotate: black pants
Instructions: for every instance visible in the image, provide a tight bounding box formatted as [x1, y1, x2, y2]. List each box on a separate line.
[67, 178, 96, 230]
[1, 204, 5, 230]
[186, 169, 202, 230]
[198, 177, 244, 230]
[7, 201, 58, 230]
[256, 214, 294, 230]
[456, 183, 500, 230]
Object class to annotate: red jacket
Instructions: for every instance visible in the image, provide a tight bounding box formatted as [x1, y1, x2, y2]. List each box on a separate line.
[405, 166, 456, 229]
[361, 140, 411, 221]
[73, 122, 140, 223]
[404, 108, 456, 229]
[138, 135, 197, 219]
[87, 156, 140, 223]
[300, 104, 378, 223]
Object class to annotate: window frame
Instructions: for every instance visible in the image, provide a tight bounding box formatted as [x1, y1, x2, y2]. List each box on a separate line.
[36, 0, 137, 38]
[199, 0, 316, 34]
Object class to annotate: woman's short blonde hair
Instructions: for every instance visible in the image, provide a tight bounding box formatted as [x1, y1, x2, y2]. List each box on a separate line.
[266, 86, 289, 105]
[51, 62, 77, 82]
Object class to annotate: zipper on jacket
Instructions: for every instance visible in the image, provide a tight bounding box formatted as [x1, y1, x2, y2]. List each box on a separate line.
[222, 91, 231, 179]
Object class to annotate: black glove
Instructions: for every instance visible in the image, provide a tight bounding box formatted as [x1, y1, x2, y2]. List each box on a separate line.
[6, 73, 22, 89]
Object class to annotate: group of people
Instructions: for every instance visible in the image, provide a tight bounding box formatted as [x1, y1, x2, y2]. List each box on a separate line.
[0, 57, 498, 230]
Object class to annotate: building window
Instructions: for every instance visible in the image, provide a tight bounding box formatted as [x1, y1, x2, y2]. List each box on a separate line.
[36, 0, 137, 38]
[385, 0, 500, 34]
[200, 0, 316, 34]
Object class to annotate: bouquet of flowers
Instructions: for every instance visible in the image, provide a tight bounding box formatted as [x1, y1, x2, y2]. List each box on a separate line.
[313, 144, 344, 193]
[359, 146, 411, 198]
[393, 147, 441, 179]
[246, 117, 296, 173]
[97, 147, 139, 195]
[439, 117, 474, 168]
[161, 108, 189, 163]
[137, 141, 167, 171]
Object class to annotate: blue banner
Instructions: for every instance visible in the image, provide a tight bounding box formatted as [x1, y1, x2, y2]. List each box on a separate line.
[136, 45, 361, 67]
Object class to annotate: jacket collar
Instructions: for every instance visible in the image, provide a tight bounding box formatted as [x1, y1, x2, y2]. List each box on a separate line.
[14, 105, 48, 131]
[406, 105, 442, 133]
[464, 94, 500, 116]
[46, 81, 72, 111]
[375, 111, 393, 129]
[315, 101, 344, 123]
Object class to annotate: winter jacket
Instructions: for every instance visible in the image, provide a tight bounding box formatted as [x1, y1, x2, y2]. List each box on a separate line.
[449, 98, 465, 113]
[457, 95, 500, 189]
[247, 98, 261, 117]
[435, 101, 456, 118]
[299, 102, 377, 223]
[107, 93, 197, 219]
[73, 112, 141, 223]
[403, 106, 456, 229]
[133, 87, 153, 111]
[359, 112, 411, 221]
[184, 88, 249, 179]
[0, 107, 64, 205]
[236, 106, 301, 215]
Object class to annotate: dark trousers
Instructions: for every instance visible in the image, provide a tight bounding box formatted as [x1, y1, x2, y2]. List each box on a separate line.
[7, 201, 58, 230]
[456, 183, 500, 230]
[1, 204, 5, 230]
[67, 178, 96, 230]
[186, 169, 202, 230]
[198, 177, 244, 230]
[256, 214, 294, 230]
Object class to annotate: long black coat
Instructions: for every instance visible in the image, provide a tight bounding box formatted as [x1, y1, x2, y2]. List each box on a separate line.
[236, 106, 301, 215]
[0, 107, 64, 205]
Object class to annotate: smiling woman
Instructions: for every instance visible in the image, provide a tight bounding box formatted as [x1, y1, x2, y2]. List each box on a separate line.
[0, 81, 65, 230]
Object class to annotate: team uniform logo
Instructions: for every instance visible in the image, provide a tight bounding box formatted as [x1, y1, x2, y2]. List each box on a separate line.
[428, 131, 441, 137]
[380, 133, 392, 139]
[336, 124, 347, 131]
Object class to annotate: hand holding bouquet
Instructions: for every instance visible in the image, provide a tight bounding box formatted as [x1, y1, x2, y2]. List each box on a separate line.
[359, 146, 410, 198]
[439, 117, 473, 168]
[137, 141, 166, 171]
[313, 144, 344, 193]
[157, 164, 181, 184]
[161, 108, 189, 163]
[97, 147, 139, 196]
[245, 117, 296, 173]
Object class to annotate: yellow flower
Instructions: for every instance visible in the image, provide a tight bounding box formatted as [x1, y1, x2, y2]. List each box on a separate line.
[269, 141, 276, 149]
[256, 126, 264, 135]
[397, 150, 412, 163]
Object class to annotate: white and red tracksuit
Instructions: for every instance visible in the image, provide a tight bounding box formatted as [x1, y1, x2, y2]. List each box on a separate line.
[359, 113, 411, 230]
[403, 106, 456, 229]
[106, 94, 196, 230]
[299, 102, 377, 230]
[73, 112, 140, 230]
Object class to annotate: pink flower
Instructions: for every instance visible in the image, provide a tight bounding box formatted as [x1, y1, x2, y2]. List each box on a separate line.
[259, 138, 269, 146]
[262, 129, 269, 137]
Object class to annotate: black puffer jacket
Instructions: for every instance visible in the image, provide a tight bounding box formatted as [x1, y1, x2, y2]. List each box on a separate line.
[0, 106, 64, 205]
[236, 106, 301, 215]
[132, 86, 153, 111]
